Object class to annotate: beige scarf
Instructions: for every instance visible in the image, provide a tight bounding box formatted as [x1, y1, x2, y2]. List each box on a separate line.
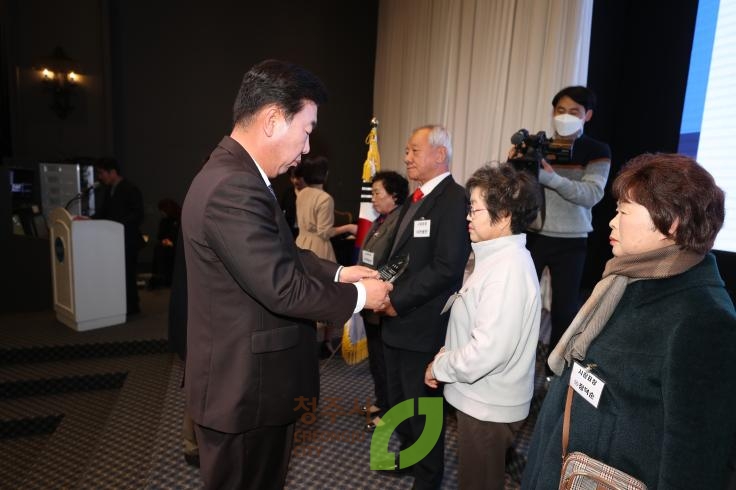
[548, 245, 704, 375]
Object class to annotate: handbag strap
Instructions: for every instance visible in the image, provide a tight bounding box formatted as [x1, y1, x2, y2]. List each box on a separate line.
[562, 385, 574, 460]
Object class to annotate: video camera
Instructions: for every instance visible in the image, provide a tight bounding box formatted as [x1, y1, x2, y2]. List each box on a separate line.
[508, 129, 574, 177]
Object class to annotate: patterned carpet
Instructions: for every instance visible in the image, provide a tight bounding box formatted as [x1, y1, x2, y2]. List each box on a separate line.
[0, 289, 550, 489]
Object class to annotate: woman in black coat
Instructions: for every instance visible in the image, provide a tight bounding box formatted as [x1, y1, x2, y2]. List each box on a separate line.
[355, 171, 408, 431]
[522, 153, 736, 489]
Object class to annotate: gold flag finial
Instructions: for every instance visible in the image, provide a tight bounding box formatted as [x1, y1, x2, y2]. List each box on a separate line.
[362, 118, 381, 182]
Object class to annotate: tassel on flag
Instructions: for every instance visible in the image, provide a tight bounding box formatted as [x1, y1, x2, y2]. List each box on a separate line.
[341, 117, 381, 365]
[354, 117, 381, 250]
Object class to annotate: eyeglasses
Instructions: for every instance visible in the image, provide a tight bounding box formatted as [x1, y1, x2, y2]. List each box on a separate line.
[467, 206, 488, 217]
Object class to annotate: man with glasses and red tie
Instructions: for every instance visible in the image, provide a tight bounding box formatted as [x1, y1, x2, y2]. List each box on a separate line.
[376, 124, 471, 489]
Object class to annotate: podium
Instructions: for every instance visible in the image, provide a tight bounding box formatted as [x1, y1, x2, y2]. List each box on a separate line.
[48, 208, 127, 330]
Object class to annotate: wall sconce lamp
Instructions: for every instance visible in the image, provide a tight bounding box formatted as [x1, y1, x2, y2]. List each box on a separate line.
[37, 46, 82, 119]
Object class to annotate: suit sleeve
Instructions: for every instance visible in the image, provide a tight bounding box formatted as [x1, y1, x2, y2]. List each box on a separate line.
[297, 247, 342, 282]
[204, 174, 356, 325]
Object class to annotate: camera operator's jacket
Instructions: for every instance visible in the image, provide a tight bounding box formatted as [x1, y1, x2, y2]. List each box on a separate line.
[533, 134, 610, 238]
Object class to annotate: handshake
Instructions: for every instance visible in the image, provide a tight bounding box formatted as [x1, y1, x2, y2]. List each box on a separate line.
[339, 258, 406, 315]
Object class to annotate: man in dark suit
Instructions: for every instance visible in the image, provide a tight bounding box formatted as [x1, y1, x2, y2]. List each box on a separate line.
[181, 59, 392, 490]
[94, 158, 144, 316]
[378, 125, 471, 489]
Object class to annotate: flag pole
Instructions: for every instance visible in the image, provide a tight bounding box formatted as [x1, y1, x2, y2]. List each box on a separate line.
[341, 118, 381, 365]
[355, 117, 381, 249]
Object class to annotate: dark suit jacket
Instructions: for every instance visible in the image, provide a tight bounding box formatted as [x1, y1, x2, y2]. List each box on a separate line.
[382, 175, 471, 352]
[168, 227, 187, 361]
[182, 136, 358, 433]
[523, 255, 736, 489]
[95, 178, 144, 250]
[357, 208, 402, 270]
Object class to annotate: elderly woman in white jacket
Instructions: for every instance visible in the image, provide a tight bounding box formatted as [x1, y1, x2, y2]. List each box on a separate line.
[425, 162, 542, 490]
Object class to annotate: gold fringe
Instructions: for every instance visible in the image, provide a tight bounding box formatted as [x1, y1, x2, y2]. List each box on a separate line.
[341, 325, 369, 365]
[362, 122, 381, 182]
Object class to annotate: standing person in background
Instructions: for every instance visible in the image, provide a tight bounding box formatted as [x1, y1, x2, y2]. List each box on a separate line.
[168, 156, 210, 469]
[279, 166, 306, 239]
[377, 124, 471, 489]
[167, 226, 199, 467]
[355, 170, 409, 432]
[94, 157, 144, 316]
[522, 153, 736, 488]
[296, 155, 359, 354]
[520, 86, 611, 375]
[181, 59, 392, 490]
[425, 163, 542, 490]
[295, 155, 357, 261]
[149, 198, 181, 289]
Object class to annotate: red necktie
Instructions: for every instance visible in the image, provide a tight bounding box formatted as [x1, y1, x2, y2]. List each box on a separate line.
[412, 188, 424, 203]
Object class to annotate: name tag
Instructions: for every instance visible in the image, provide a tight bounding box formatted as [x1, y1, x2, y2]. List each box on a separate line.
[570, 361, 605, 408]
[362, 250, 375, 266]
[414, 219, 431, 237]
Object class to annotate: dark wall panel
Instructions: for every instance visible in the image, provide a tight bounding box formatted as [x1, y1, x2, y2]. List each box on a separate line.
[109, 1, 379, 240]
[583, 0, 701, 290]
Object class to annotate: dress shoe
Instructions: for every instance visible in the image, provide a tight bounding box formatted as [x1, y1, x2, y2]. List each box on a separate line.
[388, 460, 412, 476]
[184, 452, 200, 468]
[373, 453, 411, 475]
[360, 404, 382, 416]
[364, 415, 384, 433]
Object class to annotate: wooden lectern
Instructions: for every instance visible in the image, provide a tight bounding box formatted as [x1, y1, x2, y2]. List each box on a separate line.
[48, 208, 127, 330]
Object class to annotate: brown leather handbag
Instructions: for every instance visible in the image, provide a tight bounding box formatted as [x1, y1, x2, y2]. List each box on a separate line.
[559, 386, 648, 490]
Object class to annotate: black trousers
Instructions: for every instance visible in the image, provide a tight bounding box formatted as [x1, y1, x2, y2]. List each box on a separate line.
[365, 319, 388, 410]
[124, 245, 140, 314]
[384, 344, 445, 490]
[526, 233, 587, 351]
[194, 422, 294, 490]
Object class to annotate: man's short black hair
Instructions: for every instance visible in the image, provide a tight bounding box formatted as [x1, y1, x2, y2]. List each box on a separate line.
[95, 157, 120, 173]
[232, 59, 328, 127]
[551, 86, 597, 112]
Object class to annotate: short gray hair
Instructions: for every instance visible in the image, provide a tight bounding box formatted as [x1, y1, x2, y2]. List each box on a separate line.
[414, 124, 453, 165]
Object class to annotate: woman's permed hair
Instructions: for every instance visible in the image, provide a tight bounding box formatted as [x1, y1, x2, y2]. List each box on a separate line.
[466, 162, 542, 234]
[612, 153, 725, 254]
[372, 171, 409, 206]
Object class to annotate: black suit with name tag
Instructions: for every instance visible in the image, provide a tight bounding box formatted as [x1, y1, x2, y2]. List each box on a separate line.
[382, 175, 470, 489]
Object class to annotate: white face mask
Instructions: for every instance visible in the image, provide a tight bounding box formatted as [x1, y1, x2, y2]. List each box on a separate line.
[554, 113, 584, 137]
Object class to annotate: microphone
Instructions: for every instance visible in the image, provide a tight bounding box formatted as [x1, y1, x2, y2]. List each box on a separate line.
[65, 182, 100, 210]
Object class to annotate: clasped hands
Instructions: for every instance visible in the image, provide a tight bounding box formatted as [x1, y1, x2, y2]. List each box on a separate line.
[338, 265, 394, 313]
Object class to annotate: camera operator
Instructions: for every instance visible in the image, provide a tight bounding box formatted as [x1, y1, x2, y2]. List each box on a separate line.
[510, 86, 611, 377]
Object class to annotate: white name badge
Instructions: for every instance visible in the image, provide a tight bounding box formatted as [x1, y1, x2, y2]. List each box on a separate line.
[570, 361, 605, 408]
[414, 219, 431, 237]
[362, 250, 375, 266]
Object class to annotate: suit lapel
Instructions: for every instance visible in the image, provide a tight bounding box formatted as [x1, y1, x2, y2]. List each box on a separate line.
[219, 136, 303, 268]
[390, 176, 454, 257]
